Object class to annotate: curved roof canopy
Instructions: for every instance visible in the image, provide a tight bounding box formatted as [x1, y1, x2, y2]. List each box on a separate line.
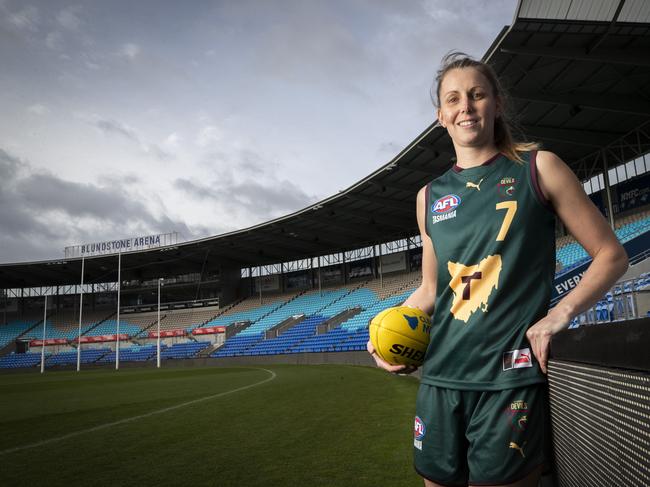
[2, 0, 650, 288]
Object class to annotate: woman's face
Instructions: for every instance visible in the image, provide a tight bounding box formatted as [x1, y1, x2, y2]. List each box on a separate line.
[437, 67, 500, 150]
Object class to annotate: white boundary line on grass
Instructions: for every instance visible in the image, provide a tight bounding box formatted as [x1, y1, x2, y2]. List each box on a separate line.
[0, 367, 277, 456]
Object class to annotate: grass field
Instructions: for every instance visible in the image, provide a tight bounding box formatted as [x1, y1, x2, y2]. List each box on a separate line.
[1, 364, 422, 487]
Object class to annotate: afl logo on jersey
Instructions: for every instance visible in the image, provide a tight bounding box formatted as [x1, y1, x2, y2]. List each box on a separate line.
[432, 194, 461, 213]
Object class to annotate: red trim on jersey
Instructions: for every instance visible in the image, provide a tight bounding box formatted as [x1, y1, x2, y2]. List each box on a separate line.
[452, 152, 501, 173]
[424, 181, 432, 236]
[529, 150, 553, 210]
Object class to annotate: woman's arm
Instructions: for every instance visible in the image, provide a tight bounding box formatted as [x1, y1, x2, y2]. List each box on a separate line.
[367, 185, 438, 372]
[403, 186, 438, 314]
[526, 151, 629, 373]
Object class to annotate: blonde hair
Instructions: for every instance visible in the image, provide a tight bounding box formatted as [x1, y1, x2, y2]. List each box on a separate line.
[432, 52, 539, 163]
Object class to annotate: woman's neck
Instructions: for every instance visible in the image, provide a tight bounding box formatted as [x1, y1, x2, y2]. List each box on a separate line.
[453, 145, 499, 169]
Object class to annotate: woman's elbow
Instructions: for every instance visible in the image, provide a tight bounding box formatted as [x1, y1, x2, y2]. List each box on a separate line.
[610, 242, 629, 279]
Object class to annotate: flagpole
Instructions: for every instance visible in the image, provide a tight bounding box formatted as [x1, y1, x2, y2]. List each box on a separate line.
[76, 256, 85, 372]
[116, 252, 121, 370]
[40, 295, 47, 373]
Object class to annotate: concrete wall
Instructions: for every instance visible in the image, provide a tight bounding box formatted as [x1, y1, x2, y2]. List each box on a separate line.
[0, 351, 386, 373]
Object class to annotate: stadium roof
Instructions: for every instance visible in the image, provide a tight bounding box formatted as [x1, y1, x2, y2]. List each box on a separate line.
[2, 0, 650, 289]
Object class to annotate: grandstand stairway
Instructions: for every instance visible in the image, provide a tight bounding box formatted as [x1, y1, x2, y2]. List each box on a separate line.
[79, 312, 117, 336]
[226, 320, 252, 338]
[133, 315, 168, 338]
[317, 307, 362, 335]
[207, 298, 243, 320]
[196, 342, 223, 358]
[265, 314, 306, 339]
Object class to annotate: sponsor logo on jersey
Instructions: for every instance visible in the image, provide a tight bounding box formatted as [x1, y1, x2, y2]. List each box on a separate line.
[431, 209, 456, 225]
[498, 177, 517, 198]
[414, 416, 426, 450]
[502, 348, 533, 371]
[509, 440, 527, 458]
[432, 194, 461, 213]
[466, 178, 484, 191]
[430, 195, 460, 225]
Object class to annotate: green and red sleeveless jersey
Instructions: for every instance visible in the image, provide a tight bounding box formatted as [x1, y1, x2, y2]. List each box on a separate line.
[421, 151, 555, 390]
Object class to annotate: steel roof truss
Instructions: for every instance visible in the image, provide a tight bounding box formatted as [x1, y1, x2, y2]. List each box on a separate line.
[510, 89, 650, 115]
[501, 45, 650, 67]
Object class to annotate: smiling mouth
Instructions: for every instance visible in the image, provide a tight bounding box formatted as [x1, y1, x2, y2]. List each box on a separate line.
[458, 120, 478, 127]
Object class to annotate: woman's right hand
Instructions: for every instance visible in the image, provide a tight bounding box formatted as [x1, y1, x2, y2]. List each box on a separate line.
[367, 340, 418, 374]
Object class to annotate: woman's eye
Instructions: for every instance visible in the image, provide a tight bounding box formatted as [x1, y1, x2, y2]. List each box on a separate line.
[447, 97, 458, 104]
[473, 92, 484, 99]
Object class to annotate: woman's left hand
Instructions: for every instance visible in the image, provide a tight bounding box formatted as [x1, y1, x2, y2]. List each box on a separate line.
[526, 314, 569, 374]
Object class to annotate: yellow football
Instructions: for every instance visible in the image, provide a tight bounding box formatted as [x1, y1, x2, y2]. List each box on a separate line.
[369, 306, 431, 367]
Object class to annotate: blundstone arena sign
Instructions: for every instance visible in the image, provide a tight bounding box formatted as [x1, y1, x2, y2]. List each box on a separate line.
[65, 232, 179, 258]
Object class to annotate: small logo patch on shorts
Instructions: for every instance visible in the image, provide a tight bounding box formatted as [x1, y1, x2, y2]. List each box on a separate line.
[414, 416, 426, 450]
[503, 348, 533, 370]
[504, 399, 530, 432]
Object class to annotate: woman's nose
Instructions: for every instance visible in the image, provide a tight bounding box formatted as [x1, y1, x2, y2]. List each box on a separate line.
[460, 96, 473, 113]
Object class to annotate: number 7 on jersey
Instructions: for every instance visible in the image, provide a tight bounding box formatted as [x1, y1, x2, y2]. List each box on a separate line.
[495, 201, 517, 241]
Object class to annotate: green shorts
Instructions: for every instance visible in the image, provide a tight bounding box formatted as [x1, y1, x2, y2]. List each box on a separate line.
[414, 382, 549, 486]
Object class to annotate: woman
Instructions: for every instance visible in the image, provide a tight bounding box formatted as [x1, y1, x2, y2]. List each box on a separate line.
[367, 53, 628, 487]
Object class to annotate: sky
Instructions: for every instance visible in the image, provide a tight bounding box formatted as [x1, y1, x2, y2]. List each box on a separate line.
[0, 0, 518, 264]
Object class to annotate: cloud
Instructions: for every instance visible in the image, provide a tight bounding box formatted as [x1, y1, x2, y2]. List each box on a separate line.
[6, 5, 39, 31]
[45, 30, 63, 49]
[0, 147, 205, 263]
[84, 115, 173, 161]
[119, 42, 140, 60]
[196, 125, 223, 148]
[174, 148, 317, 223]
[163, 132, 181, 150]
[92, 117, 139, 142]
[57, 5, 82, 31]
[176, 176, 316, 220]
[27, 103, 49, 115]
[0, 148, 21, 180]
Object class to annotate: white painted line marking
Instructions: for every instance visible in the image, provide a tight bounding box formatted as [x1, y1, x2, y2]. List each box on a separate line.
[0, 367, 277, 455]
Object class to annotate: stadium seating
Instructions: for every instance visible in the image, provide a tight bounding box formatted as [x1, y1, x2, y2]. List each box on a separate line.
[0, 351, 49, 369]
[211, 281, 418, 358]
[568, 271, 650, 327]
[212, 334, 265, 357]
[84, 320, 142, 337]
[157, 306, 220, 332]
[97, 344, 166, 363]
[46, 348, 111, 366]
[160, 341, 211, 359]
[242, 315, 328, 356]
[195, 298, 288, 332]
[0, 320, 41, 348]
[3, 204, 648, 365]
[20, 309, 114, 341]
[557, 212, 650, 272]
[237, 288, 349, 338]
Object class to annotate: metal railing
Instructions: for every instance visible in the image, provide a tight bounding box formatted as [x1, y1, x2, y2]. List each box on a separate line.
[571, 275, 650, 326]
